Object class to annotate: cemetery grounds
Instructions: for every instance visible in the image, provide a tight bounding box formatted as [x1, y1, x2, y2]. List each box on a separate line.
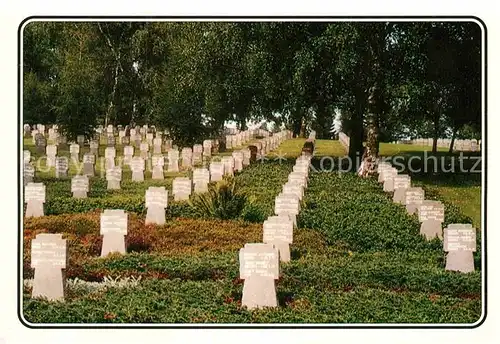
[21, 137, 482, 324]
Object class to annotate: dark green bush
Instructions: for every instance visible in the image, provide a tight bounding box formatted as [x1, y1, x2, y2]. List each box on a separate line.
[189, 177, 248, 220]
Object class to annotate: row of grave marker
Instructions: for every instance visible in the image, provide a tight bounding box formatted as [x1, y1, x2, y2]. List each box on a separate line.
[26, 123, 284, 157]
[240, 154, 312, 309]
[24, 130, 293, 216]
[23, 156, 250, 216]
[23, 129, 293, 185]
[26, 130, 293, 301]
[394, 138, 481, 152]
[377, 161, 476, 273]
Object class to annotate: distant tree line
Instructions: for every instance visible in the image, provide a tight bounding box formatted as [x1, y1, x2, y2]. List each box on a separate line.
[23, 21, 482, 165]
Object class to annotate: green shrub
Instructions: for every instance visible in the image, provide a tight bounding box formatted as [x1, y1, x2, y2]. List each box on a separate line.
[189, 177, 248, 220]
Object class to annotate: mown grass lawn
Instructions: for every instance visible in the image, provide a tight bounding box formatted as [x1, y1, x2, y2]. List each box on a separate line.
[379, 142, 449, 156]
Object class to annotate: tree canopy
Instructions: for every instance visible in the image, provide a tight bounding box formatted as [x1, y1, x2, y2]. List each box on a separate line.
[23, 21, 482, 154]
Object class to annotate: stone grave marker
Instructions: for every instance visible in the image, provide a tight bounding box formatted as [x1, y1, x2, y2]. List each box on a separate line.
[24, 123, 31, 136]
[145, 187, 168, 225]
[235, 133, 242, 147]
[25, 182, 45, 217]
[203, 139, 212, 158]
[46, 145, 57, 167]
[293, 163, 309, 175]
[31, 233, 67, 301]
[181, 148, 193, 169]
[37, 124, 46, 134]
[151, 155, 165, 180]
[471, 140, 479, 152]
[153, 138, 162, 154]
[167, 149, 179, 172]
[133, 134, 142, 147]
[31, 129, 39, 144]
[164, 139, 173, 151]
[405, 187, 425, 215]
[288, 171, 307, 188]
[89, 141, 99, 155]
[282, 182, 304, 201]
[239, 243, 279, 310]
[123, 145, 134, 165]
[23, 150, 31, 164]
[83, 153, 95, 176]
[55, 157, 69, 178]
[377, 163, 392, 183]
[121, 135, 130, 145]
[221, 156, 234, 176]
[71, 175, 89, 198]
[192, 144, 203, 166]
[213, 139, 220, 154]
[35, 134, 47, 154]
[106, 167, 122, 190]
[242, 148, 251, 166]
[252, 142, 262, 159]
[104, 147, 116, 169]
[146, 133, 154, 145]
[260, 140, 268, 155]
[100, 209, 128, 256]
[130, 157, 145, 181]
[464, 139, 472, 151]
[140, 142, 149, 160]
[193, 168, 210, 193]
[393, 174, 411, 203]
[274, 194, 300, 227]
[69, 143, 80, 162]
[381, 168, 398, 192]
[107, 135, 116, 147]
[209, 162, 224, 182]
[106, 125, 114, 135]
[232, 151, 244, 172]
[226, 135, 233, 150]
[418, 200, 445, 240]
[443, 224, 476, 273]
[23, 163, 35, 186]
[172, 177, 192, 201]
[263, 216, 293, 262]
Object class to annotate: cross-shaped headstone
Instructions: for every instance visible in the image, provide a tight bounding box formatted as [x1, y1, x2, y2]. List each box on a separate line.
[239, 243, 279, 310]
[172, 177, 192, 201]
[82, 153, 95, 176]
[31, 233, 67, 301]
[130, 157, 145, 182]
[263, 216, 293, 262]
[405, 187, 425, 215]
[393, 174, 411, 203]
[106, 167, 122, 190]
[25, 182, 45, 217]
[151, 155, 165, 180]
[100, 209, 128, 256]
[443, 224, 476, 273]
[145, 187, 168, 225]
[55, 157, 68, 178]
[71, 175, 89, 198]
[418, 200, 445, 240]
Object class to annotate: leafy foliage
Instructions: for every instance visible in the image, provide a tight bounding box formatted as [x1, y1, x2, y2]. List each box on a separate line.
[189, 177, 248, 220]
[23, 22, 481, 149]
